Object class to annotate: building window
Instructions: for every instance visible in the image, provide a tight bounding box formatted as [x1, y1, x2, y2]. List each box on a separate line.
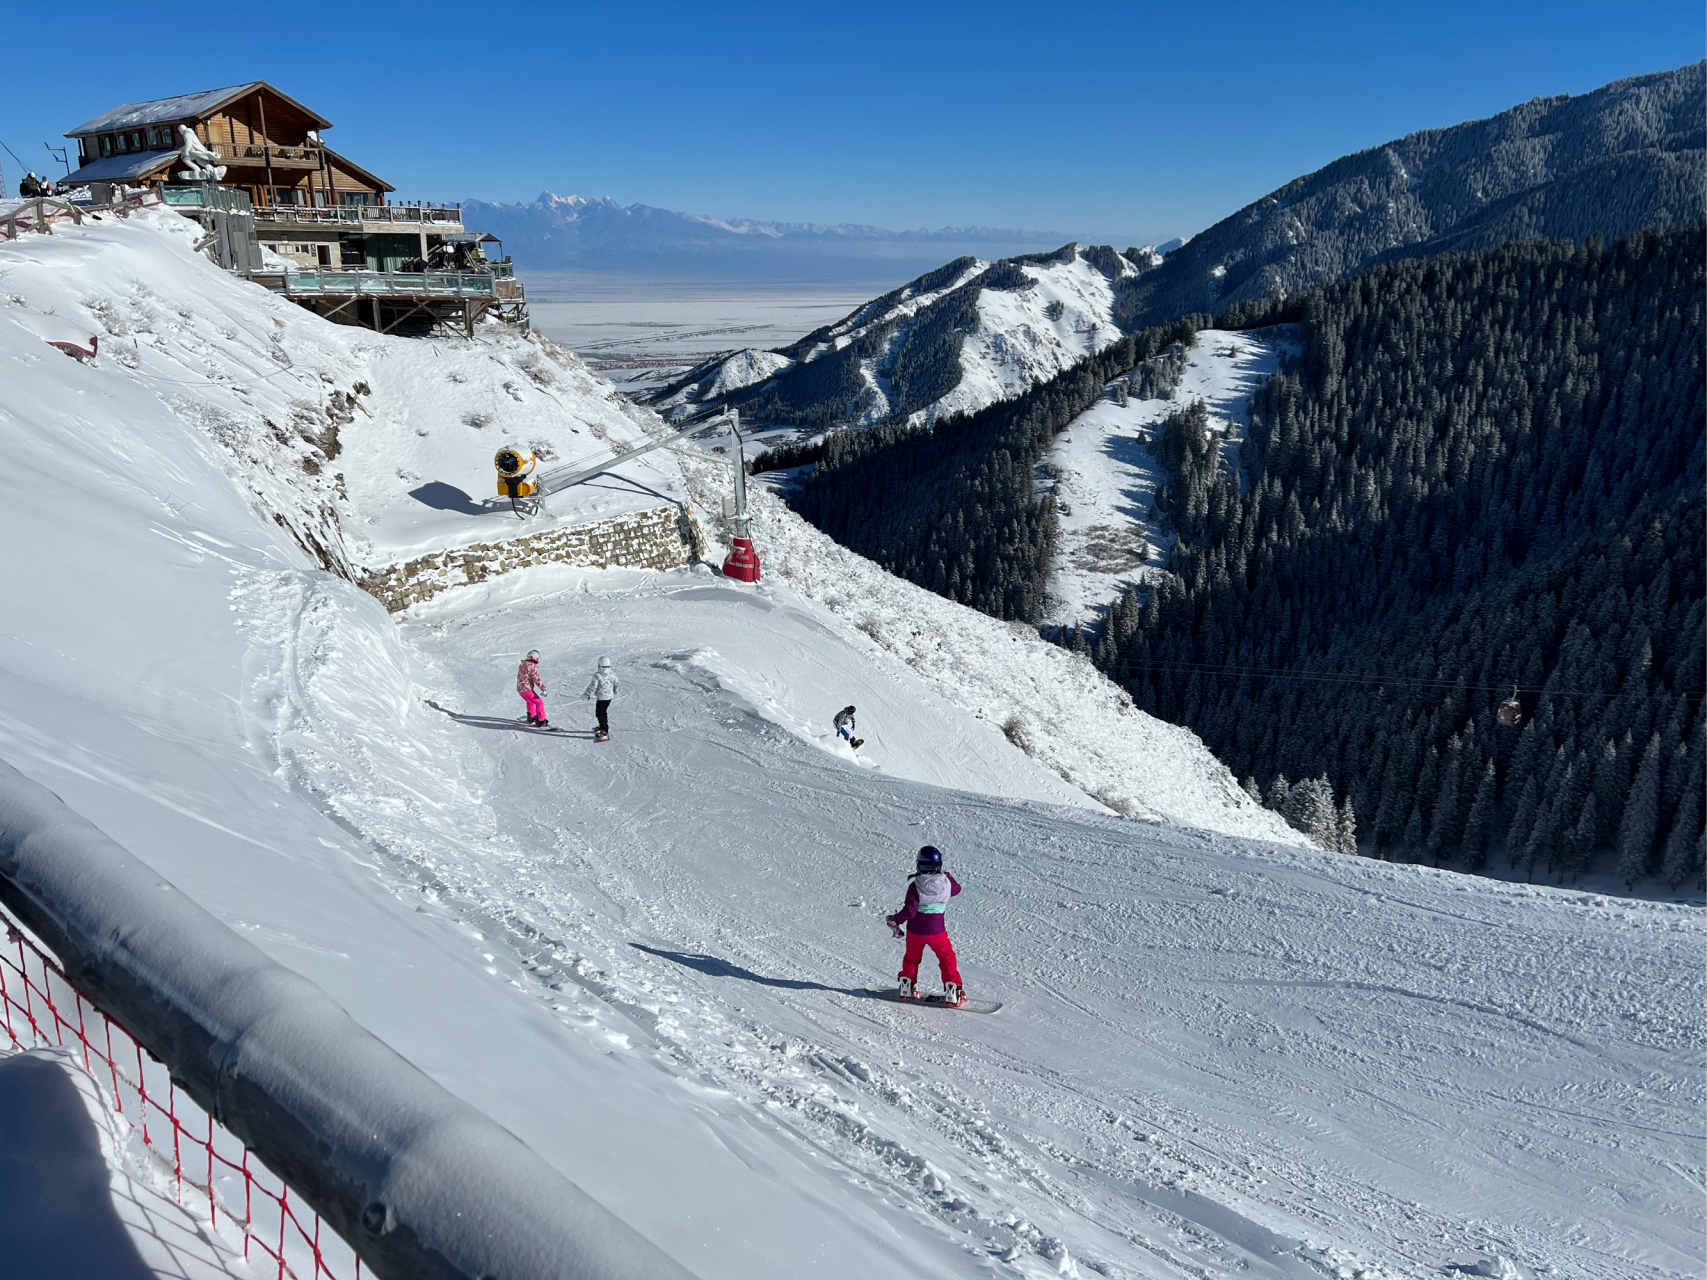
[115, 133, 128, 153]
[100, 136, 112, 157]
[340, 191, 366, 207]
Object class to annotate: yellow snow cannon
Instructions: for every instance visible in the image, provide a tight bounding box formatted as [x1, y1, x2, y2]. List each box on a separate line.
[494, 448, 537, 497]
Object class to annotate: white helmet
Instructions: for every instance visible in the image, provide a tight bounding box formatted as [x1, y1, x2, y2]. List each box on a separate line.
[526, 649, 540, 660]
[598, 655, 612, 669]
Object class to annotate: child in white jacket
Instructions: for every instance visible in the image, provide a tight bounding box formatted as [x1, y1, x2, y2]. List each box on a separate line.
[584, 656, 619, 739]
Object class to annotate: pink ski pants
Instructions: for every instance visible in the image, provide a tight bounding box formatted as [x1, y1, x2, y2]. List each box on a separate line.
[521, 690, 545, 721]
[900, 930, 962, 986]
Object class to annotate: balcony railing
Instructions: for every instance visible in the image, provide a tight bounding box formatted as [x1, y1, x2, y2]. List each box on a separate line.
[268, 268, 498, 298]
[160, 186, 461, 225]
[254, 204, 463, 226]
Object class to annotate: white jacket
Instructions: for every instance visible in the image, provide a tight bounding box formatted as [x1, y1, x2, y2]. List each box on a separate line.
[584, 669, 619, 699]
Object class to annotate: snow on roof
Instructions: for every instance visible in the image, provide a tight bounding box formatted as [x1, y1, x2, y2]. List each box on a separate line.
[66, 85, 261, 136]
[64, 150, 182, 183]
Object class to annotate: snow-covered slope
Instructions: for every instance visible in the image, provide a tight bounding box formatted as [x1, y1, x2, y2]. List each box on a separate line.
[648, 244, 1140, 431]
[0, 202, 684, 576]
[1042, 327, 1297, 628]
[652, 346, 796, 414]
[2, 212, 1701, 1280]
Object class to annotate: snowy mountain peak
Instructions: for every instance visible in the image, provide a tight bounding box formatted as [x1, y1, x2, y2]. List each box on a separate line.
[649, 242, 1142, 430]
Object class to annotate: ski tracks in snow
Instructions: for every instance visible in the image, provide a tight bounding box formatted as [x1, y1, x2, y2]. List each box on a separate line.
[234, 567, 1704, 1280]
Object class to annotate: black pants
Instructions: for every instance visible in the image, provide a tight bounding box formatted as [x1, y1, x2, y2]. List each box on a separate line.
[595, 699, 611, 733]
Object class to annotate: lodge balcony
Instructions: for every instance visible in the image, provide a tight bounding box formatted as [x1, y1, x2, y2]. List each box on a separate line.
[251, 264, 527, 336]
[161, 185, 462, 228]
[261, 266, 516, 299]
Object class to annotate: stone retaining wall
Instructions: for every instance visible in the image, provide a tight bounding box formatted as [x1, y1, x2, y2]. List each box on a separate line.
[358, 503, 708, 612]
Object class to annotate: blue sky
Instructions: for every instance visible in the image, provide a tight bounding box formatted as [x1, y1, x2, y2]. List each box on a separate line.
[2, 1, 1700, 241]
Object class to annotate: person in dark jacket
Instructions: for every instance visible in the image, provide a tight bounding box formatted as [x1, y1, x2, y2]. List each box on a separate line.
[885, 845, 964, 1005]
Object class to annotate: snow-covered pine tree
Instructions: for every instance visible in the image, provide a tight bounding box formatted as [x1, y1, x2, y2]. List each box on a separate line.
[1335, 796, 1358, 855]
[1461, 760, 1498, 872]
[1282, 775, 1339, 847]
[1660, 781, 1701, 889]
[1617, 733, 1663, 888]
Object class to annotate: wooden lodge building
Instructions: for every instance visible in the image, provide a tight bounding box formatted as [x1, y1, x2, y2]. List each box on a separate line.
[61, 82, 525, 335]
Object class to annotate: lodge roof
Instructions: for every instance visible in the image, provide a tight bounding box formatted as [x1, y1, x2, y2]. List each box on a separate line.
[63, 150, 182, 183]
[66, 82, 333, 137]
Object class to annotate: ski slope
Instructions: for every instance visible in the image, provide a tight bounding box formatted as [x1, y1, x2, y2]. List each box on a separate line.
[1042, 328, 1295, 628]
[0, 211, 1701, 1280]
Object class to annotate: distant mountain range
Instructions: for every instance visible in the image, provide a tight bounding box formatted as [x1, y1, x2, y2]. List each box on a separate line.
[1120, 61, 1705, 328]
[459, 193, 1080, 276]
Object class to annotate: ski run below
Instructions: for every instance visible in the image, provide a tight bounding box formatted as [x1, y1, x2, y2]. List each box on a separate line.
[0, 211, 1701, 1280]
[1042, 327, 1295, 629]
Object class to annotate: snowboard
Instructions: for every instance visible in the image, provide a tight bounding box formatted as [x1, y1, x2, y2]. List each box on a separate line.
[864, 989, 1001, 1014]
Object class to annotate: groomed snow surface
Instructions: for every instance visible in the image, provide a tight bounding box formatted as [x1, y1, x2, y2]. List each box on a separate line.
[0, 212, 1701, 1280]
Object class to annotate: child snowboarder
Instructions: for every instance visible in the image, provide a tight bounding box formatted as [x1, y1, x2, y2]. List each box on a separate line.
[833, 705, 863, 750]
[885, 845, 964, 1006]
[583, 656, 619, 742]
[517, 649, 549, 728]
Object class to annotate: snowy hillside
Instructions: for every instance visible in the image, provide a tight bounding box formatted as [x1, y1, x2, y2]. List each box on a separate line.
[1042, 327, 1296, 628]
[1, 211, 1702, 1280]
[648, 244, 1139, 431]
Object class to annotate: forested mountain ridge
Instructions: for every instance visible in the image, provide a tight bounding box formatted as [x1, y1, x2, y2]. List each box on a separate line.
[1118, 61, 1704, 330]
[647, 244, 1140, 430]
[1101, 224, 1704, 887]
[776, 223, 1704, 886]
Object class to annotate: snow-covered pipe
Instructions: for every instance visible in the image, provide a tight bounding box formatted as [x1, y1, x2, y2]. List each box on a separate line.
[0, 759, 696, 1280]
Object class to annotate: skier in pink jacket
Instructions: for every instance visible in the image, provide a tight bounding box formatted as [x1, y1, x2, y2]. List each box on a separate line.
[886, 845, 964, 1006]
[517, 650, 549, 728]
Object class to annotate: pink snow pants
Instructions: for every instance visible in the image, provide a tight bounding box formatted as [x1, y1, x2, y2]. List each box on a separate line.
[900, 930, 962, 986]
[521, 690, 545, 721]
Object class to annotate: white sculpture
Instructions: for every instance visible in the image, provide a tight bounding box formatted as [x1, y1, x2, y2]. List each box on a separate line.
[175, 124, 228, 181]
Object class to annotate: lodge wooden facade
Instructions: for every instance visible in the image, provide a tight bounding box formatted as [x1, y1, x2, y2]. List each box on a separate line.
[64, 82, 394, 212]
[57, 83, 524, 336]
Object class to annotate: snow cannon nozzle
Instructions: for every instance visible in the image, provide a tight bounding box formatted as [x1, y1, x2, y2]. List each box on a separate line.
[493, 448, 539, 514]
